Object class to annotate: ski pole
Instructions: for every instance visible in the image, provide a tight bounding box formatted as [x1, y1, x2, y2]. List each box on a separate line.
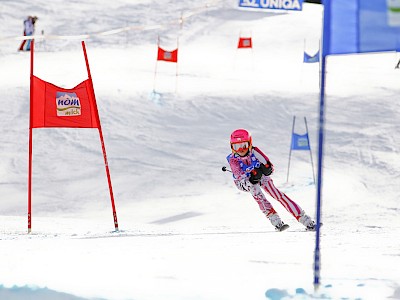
[222, 166, 232, 173]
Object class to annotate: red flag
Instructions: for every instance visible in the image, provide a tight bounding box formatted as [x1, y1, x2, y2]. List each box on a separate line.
[157, 47, 178, 63]
[27, 41, 119, 234]
[238, 37, 252, 49]
[30, 75, 100, 128]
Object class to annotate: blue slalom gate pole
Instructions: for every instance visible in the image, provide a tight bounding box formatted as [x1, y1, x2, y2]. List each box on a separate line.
[314, 46, 327, 294]
[313, 0, 332, 289]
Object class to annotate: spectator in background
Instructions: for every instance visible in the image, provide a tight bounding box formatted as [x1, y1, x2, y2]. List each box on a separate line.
[19, 16, 38, 51]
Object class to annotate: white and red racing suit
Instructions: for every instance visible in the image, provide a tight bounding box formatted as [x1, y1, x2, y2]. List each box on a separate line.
[227, 146, 305, 220]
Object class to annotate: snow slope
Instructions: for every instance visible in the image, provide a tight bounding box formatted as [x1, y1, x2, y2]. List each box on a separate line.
[0, 1, 399, 299]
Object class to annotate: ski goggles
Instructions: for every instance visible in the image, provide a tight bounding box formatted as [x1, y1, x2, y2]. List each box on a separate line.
[231, 141, 250, 152]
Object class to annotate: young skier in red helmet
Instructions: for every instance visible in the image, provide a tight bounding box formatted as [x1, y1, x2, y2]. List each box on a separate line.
[226, 128, 316, 231]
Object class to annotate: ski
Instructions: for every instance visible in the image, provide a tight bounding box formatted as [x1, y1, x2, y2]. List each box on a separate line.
[276, 224, 290, 232]
[305, 222, 323, 232]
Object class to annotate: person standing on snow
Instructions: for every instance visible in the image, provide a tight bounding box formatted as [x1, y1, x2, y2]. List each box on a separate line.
[226, 128, 316, 231]
[18, 16, 38, 51]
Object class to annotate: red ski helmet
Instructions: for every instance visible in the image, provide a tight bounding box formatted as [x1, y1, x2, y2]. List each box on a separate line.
[230, 129, 252, 153]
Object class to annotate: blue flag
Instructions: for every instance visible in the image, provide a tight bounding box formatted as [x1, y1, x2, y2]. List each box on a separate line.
[323, 0, 400, 55]
[291, 133, 310, 150]
[303, 50, 320, 63]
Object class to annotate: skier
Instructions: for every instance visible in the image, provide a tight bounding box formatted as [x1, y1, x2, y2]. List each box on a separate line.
[18, 16, 38, 51]
[226, 128, 316, 231]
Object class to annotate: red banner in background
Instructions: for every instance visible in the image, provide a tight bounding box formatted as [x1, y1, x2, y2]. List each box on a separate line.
[157, 47, 178, 63]
[238, 38, 253, 48]
[238, 37, 252, 49]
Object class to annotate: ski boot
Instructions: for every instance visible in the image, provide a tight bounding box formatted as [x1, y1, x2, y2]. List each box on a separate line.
[268, 213, 289, 232]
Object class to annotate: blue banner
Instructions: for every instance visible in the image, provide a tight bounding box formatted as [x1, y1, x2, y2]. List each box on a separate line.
[291, 133, 310, 150]
[304, 50, 320, 63]
[238, 0, 304, 11]
[323, 0, 400, 55]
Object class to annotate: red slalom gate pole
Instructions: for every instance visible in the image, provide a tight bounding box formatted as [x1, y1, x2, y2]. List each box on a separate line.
[82, 41, 119, 231]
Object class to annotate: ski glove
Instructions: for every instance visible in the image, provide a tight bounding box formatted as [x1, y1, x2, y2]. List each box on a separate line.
[236, 178, 253, 192]
[249, 168, 262, 184]
[260, 161, 273, 176]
